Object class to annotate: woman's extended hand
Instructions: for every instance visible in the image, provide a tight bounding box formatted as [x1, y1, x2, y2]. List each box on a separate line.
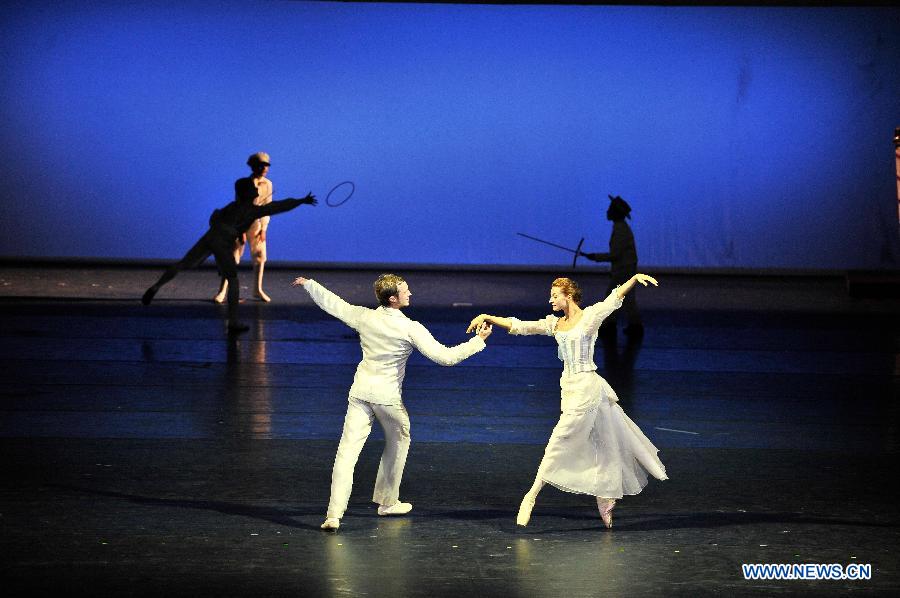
[466, 314, 490, 333]
[633, 273, 659, 287]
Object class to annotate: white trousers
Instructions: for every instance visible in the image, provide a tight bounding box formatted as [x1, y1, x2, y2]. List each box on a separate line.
[326, 396, 411, 519]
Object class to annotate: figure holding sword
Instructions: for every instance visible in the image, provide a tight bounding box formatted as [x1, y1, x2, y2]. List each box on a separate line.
[518, 194, 643, 338]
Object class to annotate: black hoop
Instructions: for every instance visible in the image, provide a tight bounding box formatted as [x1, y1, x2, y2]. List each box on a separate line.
[325, 181, 355, 207]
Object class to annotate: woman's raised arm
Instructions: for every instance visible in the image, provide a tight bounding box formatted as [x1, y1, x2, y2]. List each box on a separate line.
[615, 274, 659, 300]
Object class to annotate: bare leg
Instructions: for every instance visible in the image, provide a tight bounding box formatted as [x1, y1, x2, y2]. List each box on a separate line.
[252, 236, 270, 302]
[215, 240, 243, 303]
[208, 239, 247, 332]
[214, 278, 228, 304]
[254, 261, 270, 302]
[143, 237, 212, 305]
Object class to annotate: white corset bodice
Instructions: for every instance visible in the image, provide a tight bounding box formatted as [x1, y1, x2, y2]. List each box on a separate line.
[554, 323, 598, 374]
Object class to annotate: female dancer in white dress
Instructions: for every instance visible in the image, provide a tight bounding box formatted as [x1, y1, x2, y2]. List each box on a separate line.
[466, 274, 667, 528]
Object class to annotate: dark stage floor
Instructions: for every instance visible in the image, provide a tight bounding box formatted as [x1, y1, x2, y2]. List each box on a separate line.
[1, 264, 898, 596]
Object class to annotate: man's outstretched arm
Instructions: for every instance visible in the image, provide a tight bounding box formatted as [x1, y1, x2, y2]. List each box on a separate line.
[408, 321, 491, 366]
[292, 277, 366, 330]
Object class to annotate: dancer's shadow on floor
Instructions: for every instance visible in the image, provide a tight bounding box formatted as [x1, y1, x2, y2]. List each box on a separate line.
[423, 507, 899, 534]
[48, 483, 322, 530]
[518, 509, 900, 534]
[598, 328, 643, 405]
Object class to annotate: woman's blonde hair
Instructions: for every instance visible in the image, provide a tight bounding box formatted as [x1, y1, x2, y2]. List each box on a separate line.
[551, 277, 582, 305]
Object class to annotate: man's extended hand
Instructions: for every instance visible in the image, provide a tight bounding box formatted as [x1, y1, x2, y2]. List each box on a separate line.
[466, 314, 490, 333]
[301, 193, 317, 206]
[291, 277, 308, 287]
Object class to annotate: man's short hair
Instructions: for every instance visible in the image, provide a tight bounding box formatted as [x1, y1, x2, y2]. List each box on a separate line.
[374, 273, 406, 307]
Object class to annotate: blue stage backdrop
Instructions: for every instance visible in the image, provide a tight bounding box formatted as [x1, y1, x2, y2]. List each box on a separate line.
[1, 1, 898, 269]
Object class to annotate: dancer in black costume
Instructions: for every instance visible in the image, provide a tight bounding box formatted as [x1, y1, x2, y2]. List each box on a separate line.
[142, 178, 316, 332]
[583, 195, 642, 337]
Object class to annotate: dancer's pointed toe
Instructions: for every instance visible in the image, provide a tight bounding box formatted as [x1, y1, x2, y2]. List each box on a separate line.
[320, 517, 340, 531]
[516, 495, 536, 527]
[597, 497, 616, 529]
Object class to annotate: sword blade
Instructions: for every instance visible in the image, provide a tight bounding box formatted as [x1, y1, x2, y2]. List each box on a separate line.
[516, 232, 578, 254]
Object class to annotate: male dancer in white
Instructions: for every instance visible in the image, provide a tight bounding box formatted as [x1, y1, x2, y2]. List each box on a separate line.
[215, 152, 275, 303]
[292, 274, 493, 531]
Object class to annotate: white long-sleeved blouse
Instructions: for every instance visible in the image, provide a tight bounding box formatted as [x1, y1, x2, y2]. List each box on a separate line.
[509, 289, 623, 375]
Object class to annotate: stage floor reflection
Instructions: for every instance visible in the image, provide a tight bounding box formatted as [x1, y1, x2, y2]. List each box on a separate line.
[1, 266, 898, 596]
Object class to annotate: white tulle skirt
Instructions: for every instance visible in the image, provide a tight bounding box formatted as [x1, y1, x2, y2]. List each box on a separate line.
[537, 371, 667, 498]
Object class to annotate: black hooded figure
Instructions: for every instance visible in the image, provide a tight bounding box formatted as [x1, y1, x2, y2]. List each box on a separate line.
[141, 178, 316, 332]
[584, 195, 643, 337]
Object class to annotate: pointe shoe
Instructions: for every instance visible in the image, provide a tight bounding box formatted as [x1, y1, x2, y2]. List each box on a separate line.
[254, 289, 271, 302]
[377, 502, 412, 516]
[597, 498, 616, 529]
[213, 292, 226, 304]
[320, 517, 340, 531]
[516, 495, 536, 527]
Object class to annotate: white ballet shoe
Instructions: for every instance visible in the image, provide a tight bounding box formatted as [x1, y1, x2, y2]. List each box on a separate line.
[320, 517, 340, 531]
[516, 495, 536, 527]
[377, 502, 412, 516]
[597, 498, 616, 529]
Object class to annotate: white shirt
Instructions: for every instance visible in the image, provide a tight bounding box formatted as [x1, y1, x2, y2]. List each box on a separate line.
[303, 279, 486, 405]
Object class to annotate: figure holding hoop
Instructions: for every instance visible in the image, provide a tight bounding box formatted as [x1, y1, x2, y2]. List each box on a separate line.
[142, 179, 316, 333]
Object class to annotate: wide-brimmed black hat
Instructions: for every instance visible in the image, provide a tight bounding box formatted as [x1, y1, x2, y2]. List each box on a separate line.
[608, 194, 632, 218]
